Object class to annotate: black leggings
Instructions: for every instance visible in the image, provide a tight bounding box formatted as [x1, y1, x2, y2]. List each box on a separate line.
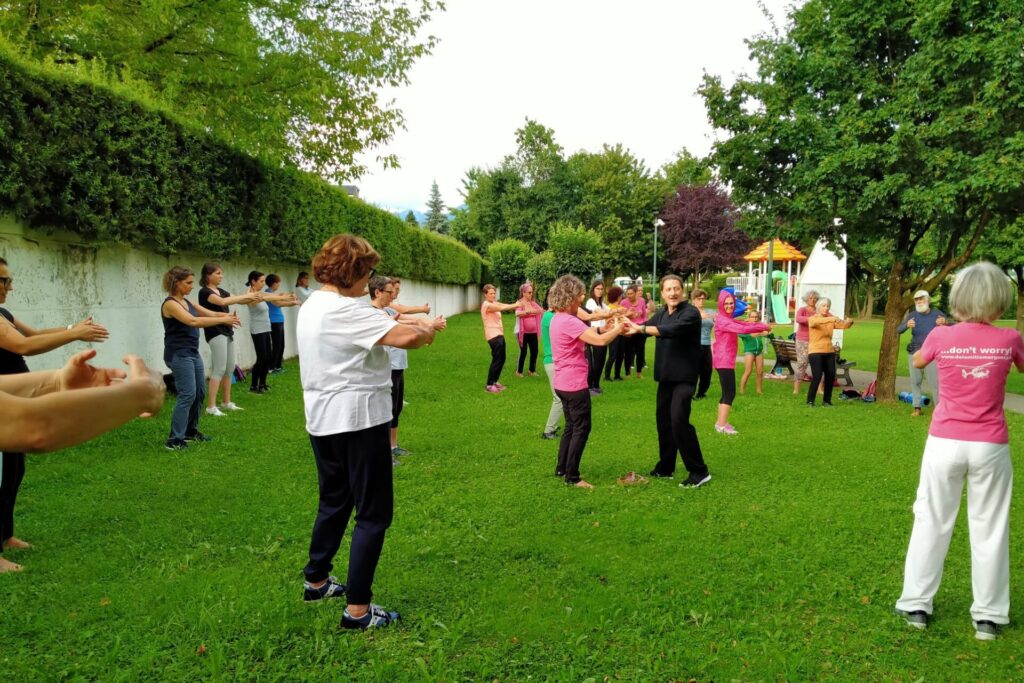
[305, 423, 393, 604]
[717, 368, 736, 406]
[0, 452, 26, 548]
[624, 335, 646, 375]
[652, 381, 708, 478]
[586, 343, 606, 390]
[270, 322, 285, 371]
[487, 337, 506, 386]
[251, 332, 272, 390]
[808, 353, 837, 405]
[605, 337, 624, 380]
[555, 388, 592, 484]
[517, 333, 539, 373]
[696, 345, 713, 397]
[390, 369, 405, 428]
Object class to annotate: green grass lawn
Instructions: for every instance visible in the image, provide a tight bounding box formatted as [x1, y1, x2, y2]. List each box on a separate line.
[767, 318, 1024, 396]
[3, 312, 1024, 680]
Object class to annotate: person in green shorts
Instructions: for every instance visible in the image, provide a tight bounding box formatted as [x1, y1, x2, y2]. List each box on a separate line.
[539, 297, 564, 439]
[739, 309, 771, 395]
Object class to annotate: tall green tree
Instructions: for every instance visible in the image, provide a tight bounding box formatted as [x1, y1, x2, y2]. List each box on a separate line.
[424, 180, 448, 234]
[701, 0, 1024, 400]
[566, 144, 663, 279]
[548, 223, 605, 279]
[404, 210, 420, 227]
[975, 219, 1024, 331]
[0, 0, 442, 181]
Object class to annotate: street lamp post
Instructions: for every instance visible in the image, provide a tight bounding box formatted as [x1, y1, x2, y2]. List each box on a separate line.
[652, 218, 664, 304]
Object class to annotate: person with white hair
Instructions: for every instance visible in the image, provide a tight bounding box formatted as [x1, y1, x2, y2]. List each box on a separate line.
[805, 297, 853, 407]
[793, 290, 820, 395]
[895, 262, 1024, 641]
[898, 289, 951, 415]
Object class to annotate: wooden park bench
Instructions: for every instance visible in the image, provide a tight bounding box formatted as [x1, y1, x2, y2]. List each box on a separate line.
[768, 336, 857, 386]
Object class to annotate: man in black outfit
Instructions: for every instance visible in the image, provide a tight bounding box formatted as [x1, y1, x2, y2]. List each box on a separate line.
[628, 275, 711, 488]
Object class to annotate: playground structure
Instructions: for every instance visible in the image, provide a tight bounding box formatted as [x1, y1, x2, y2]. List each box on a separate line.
[736, 240, 808, 323]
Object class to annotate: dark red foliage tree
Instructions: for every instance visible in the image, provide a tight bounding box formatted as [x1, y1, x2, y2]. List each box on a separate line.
[659, 182, 752, 286]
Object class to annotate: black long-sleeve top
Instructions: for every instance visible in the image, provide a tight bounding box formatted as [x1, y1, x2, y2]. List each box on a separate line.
[643, 302, 703, 383]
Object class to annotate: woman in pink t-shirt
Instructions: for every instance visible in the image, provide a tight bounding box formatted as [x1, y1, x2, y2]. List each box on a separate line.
[711, 290, 771, 435]
[547, 275, 628, 489]
[896, 262, 1024, 640]
[480, 284, 522, 393]
[514, 281, 544, 377]
[620, 284, 648, 378]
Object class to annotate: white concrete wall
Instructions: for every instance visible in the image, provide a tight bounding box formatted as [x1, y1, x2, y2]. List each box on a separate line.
[0, 215, 481, 373]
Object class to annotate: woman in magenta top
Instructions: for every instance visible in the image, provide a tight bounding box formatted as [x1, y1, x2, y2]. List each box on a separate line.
[620, 284, 648, 378]
[711, 290, 770, 435]
[792, 290, 819, 394]
[480, 284, 521, 393]
[895, 262, 1024, 640]
[547, 275, 627, 489]
[514, 281, 544, 377]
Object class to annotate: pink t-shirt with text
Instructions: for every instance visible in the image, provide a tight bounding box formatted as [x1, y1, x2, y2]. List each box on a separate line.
[550, 312, 590, 392]
[921, 323, 1024, 444]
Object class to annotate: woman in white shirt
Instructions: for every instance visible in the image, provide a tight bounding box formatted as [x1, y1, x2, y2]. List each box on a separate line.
[297, 234, 436, 630]
[580, 281, 611, 395]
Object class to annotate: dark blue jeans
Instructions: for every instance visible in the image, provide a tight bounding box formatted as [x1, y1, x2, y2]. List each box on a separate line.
[167, 350, 206, 440]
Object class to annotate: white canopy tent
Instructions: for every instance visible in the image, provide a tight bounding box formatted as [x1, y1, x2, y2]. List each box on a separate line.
[795, 238, 849, 345]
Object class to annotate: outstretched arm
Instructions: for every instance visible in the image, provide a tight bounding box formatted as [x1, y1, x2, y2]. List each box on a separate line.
[0, 315, 108, 356]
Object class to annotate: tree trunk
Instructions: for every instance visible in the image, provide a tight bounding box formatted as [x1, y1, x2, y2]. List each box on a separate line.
[1015, 265, 1024, 333]
[860, 279, 875, 319]
[875, 268, 907, 402]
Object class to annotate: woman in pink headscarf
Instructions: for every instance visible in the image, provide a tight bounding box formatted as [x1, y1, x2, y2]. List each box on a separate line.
[515, 281, 544, 377]
[712, 290, 771, 435]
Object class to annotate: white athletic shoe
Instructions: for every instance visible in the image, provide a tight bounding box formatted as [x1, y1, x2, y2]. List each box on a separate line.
[206, 406, 226, 417]
[220, 402, 243, 411]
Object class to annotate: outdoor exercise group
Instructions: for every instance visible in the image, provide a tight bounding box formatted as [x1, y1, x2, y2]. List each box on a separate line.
[1, 237, 1022, 639]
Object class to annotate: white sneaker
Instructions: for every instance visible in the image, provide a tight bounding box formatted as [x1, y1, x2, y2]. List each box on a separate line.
[220, 402, 243, 411]
[206, 406, 226, 417]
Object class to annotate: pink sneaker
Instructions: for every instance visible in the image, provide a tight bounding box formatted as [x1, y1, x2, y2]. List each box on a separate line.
[714, 423, 739, 435]
[485, 385, 501, 394]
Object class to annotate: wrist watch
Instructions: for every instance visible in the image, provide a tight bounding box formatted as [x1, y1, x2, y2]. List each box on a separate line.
[66, 323, 74, 330]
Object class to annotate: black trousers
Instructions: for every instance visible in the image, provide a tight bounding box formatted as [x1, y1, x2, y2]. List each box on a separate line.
[251, 332, 272, 389]
[696, 345, 713, 397]
[808, 353, 837, 405]
[517, 333, 539, 373]
[555, 388, 591, 484]
[269, 322, 285, 371]
[623, 335, 645, 375]
[0, 452, 26, 548]
[486, 337, 506, 386]
[586, 343, 606, 390]
[305, 423, 394, 605]
[390, 369, 405, 428]
[652, 381, 708, 478]
[717, 368, 737, 406]
[605, 337, 624, 380]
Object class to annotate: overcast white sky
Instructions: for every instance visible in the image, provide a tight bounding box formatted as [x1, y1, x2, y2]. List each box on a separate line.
[354, 0, 796, 214]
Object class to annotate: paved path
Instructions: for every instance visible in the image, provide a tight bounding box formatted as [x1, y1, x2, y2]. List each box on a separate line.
[844, 367, 1024, 415]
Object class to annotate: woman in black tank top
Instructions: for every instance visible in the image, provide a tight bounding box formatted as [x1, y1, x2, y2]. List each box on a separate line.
[160, 266, 240, 451]
[0, 258, 109, 573]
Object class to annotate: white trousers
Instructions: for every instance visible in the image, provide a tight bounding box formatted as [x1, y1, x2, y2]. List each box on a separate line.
[908, 355, 940, 408]
[896, 436, 1012, 623]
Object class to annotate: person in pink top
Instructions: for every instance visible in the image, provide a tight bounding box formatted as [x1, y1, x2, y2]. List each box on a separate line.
[792, 290, 820, 394]
[514, 281, 544, 377]
[547, 275, 628, 489]
[480, 284, 522, 393]
[895, 262, 1024, 641]
[620, 284, 648, 378]
[712, 290, 771, 435]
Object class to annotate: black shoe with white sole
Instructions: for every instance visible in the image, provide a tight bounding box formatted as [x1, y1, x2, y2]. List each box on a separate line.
[679, 473, 712, 489]
[341, 603, 400, 630]
[895, 608, 929, 630]
[303, 575, 347, 602]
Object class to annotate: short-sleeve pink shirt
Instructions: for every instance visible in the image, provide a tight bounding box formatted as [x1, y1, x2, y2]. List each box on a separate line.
[550, 312, 590, 392]
[921, 323, 1024, 444]
[481, 301, 503, 340]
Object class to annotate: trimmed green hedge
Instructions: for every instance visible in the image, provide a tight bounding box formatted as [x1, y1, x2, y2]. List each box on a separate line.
[0, 51, 483, 285]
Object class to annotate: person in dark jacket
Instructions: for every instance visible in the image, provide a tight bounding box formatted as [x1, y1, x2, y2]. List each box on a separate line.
[898, 289, 951, 416]
[627, 274, 711, 488]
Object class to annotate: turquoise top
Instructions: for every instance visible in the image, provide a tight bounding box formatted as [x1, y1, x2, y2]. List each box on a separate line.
[541, 310, 555, 365]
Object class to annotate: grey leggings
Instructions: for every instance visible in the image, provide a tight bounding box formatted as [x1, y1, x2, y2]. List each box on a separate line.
[207, 334, 235, 380]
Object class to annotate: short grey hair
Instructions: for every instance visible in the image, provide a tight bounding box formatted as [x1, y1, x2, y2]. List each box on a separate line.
[949, 261, 1012, 323]
[548, 274, 586, 312]
[816, 297, 832, 310]
[802, 289, 820, 303]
